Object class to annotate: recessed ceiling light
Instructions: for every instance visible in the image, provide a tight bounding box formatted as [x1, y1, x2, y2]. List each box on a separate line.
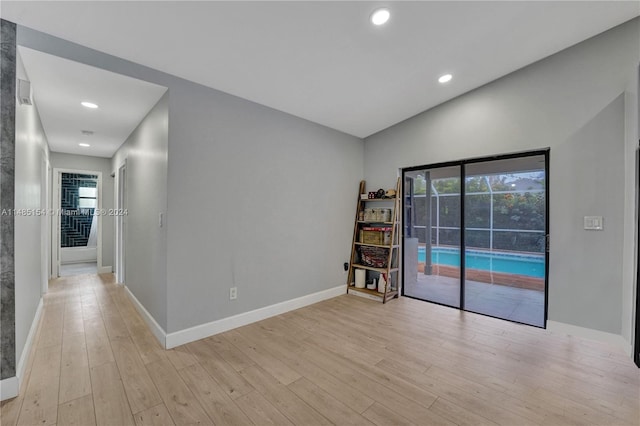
[371, 8, 390, 26]
[81, 101, 98, 109]
[79, 143, 90, 147]
[438, 74, 453, 84]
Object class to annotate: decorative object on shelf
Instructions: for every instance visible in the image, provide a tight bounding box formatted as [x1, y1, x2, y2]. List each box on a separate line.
[364, 208, 374, 221]
[355, 269, 366, 288]
[367, 279, 377, 290]
[346, 179, 400, 303]
[360, 227, 391, 245]
[378, 273, 386, 293]
[359, 245, 389, 268]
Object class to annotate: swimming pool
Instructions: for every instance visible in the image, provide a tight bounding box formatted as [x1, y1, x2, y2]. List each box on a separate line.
[417, 247, 545, 278]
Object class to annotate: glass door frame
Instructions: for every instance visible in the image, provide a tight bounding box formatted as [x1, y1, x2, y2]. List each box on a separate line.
[401, 149, 550, 328]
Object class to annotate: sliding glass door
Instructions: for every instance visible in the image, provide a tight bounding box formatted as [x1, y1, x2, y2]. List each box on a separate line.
[463, 156, 547, 326]
[403, 151, 548, 327]
[404, 166, 461, 308]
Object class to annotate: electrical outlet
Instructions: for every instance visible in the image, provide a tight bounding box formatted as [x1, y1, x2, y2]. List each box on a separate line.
[229, 287, 237, 300]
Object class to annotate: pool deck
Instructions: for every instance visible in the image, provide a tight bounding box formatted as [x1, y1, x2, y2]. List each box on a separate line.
[405, 272, 545, 327]
[420, 263, 545, 291]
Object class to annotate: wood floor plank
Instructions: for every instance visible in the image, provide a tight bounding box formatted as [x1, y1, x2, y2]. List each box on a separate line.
[531, 387, 628, 425]
[62, 304, 85, 335]
[179, 362, 254, 426]
[36, 306, 64, 349]
[57, 395, 96, 426]
[287, 377, 374, 426]
[186, 339, 255, 400]
[84, 317, 115, 368]
[428, 397, 499, 426]
[101, 312, 131, 340]
[1, 394, 25, 426]
[234, 391, 294, 426]
[203, 334, 256, 372]
[145, 358, 212, 425]
[16, 344, 62, 426]
[224, 329, 301, 385]
[165, 346, 197, 371]
[133, 404, 175, 426]
[232, 320, 376, 414]
[90, 362, 135, 426]
[58, 332, 91, 404]
[362, 402, 416, 426]
[110, 337, 162, 414]
[129, 329, 167, 366]
[239, 365, 332, 426]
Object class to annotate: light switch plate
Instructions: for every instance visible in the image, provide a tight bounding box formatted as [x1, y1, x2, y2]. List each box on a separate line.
[584, 216, 603, 230]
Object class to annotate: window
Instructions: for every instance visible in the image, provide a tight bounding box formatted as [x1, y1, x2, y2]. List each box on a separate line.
[78, 186, 97, 208]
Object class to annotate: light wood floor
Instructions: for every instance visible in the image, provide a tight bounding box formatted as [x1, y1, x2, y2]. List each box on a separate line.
[1, 273, 638, 426]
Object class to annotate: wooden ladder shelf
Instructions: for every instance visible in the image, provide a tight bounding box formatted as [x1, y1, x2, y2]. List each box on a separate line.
[346, 178, 401, 303]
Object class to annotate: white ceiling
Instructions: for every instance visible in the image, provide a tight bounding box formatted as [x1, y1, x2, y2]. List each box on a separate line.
[18, 47, 167, 158]
[4, 1, 639, 139]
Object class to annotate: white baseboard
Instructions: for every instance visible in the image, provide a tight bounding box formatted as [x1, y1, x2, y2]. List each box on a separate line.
[0, 376, 18, 401]
[17, 299, 43, 384]
[124, 286, 167, 347]
[1, 298, 43, 401]
[98, 265, 113, 274]
[166, 285, 345, 349]
[547, 320, 631, 356]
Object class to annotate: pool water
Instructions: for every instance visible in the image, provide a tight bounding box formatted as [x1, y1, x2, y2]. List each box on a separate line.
[417, 247, 545, 278]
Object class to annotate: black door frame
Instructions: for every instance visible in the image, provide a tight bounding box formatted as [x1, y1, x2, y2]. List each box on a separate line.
[401, 149, 550, 328]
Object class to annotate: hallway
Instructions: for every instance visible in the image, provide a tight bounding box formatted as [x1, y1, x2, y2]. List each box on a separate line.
[1, 274, 639, 426]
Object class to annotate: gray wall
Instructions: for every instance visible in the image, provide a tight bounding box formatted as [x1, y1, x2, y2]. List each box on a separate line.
[165, 83, 363, 332]
[17, 25, 364, 336]
[14, 48, 49, 370]
[111, 92, 168, 330]
[364, 18, 639, 335]
[50, 152, 114, 269]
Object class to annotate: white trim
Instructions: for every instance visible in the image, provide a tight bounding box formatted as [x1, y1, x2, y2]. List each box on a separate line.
[16, 298, 43, 383]
[1, 298, 43, 401]
[124, 286, 167, 347]
[0, 377, 18, 401]
[165, 285, 345, 349]
[115, 161, 127, 284]
[98, 265, 113, 274]
[547, 320, 632, 356]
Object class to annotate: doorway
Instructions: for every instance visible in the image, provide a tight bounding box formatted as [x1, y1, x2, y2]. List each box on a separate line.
[52, 168, 103, 277]
[403, 150, 549, 327]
